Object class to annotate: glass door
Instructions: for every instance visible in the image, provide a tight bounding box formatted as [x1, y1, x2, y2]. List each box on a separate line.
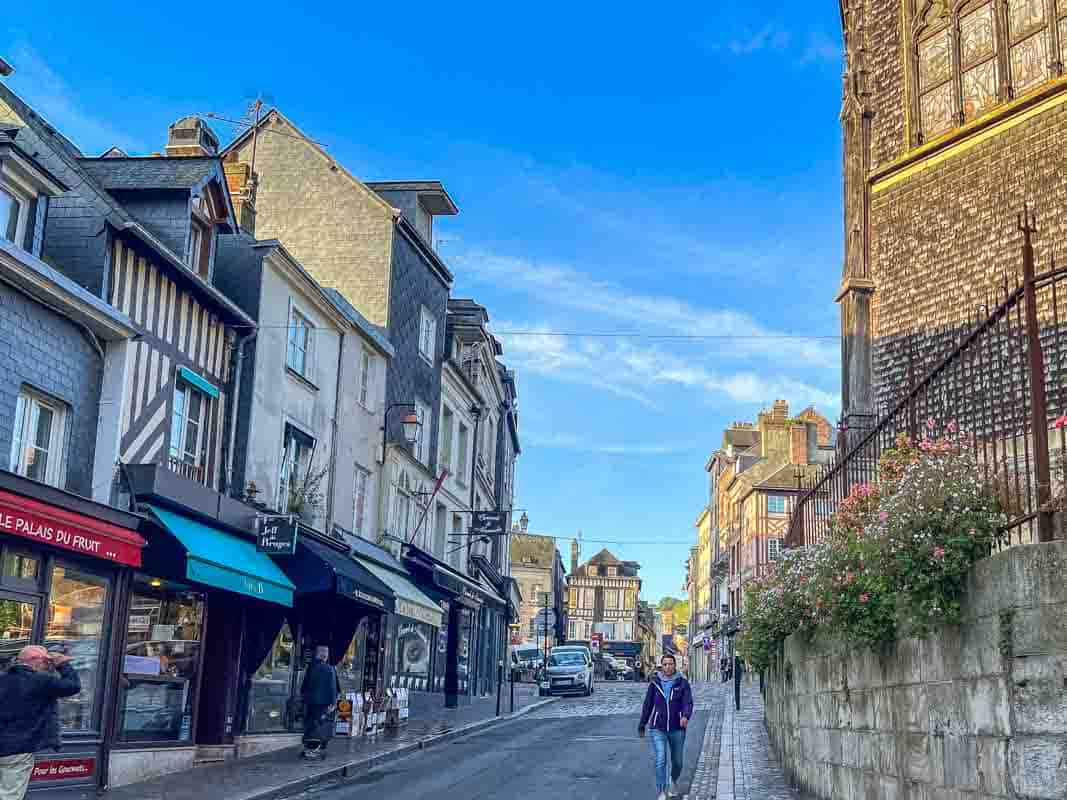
[0, 594, 38, 671]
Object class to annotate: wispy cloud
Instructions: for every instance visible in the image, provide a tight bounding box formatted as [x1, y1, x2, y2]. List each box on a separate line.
[457, 252, 839, 369]
[493, 321, 839, 411]
[799, 32, 842, 66]
[525, 431, 695, 456]
[728, 25, 792, 55]
[5, 43, 145, 154]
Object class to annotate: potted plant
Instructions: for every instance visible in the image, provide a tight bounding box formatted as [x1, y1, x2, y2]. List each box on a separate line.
[286, 462, 330, 525]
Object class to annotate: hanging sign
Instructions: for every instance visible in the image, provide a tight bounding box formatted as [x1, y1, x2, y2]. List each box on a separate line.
[471, 510, 507, 537]
[257, 516, 298, 555]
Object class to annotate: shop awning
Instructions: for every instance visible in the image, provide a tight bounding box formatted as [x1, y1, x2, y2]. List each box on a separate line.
[280, 536, 394, 613]
[359, 560, 443, 627]
[145, 505, 294, 607]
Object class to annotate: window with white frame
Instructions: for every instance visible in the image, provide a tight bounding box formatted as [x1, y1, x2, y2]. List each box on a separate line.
[286, 308, 313, 379]
[278, 424, 316, 514]
[353, 466, 371, 537]
[767, 495, 787, 514]
[450, 513, 464, 569]
[439, 406, 454, 476]
[187, 218, 211, 279]
[434, 503, 447, 558]
[418, 307, 436, 363]
[169, 379, 208, 481]
[391, 470, 414, 539]
[768, 539, 783, 562]
[456, 423, 469, 485]
[358, 349, 373, 408]
[414, 398, 431, 466]
[10, 388, 66, 486]
[0, 185, 28, 246]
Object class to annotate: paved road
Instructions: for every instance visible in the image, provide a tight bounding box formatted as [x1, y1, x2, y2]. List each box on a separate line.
[292, 683, 722, 800]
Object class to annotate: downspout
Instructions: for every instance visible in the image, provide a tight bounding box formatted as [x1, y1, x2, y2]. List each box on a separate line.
[468, 406, 482, 575]
[226, 330, 257, 497]
[325, 329, 345, 530]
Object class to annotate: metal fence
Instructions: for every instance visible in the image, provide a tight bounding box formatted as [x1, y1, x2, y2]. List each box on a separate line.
[788, 211, 1067, 549]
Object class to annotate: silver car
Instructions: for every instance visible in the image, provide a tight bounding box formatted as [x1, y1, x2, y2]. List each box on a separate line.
[539, 648, 593, 696]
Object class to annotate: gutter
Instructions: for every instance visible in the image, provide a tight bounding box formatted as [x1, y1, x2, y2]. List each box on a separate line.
[325, 329, 345, 527]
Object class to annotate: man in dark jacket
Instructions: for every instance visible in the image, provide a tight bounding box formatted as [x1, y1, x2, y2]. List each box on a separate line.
[0, 646, 81, 800]
[638, 654, 694, 800]
[300, 646, 340, 759]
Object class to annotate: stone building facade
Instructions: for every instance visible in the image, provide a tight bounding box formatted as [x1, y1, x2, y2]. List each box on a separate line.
[509, 527, 567, 647]
[838, 0, 1067, 439]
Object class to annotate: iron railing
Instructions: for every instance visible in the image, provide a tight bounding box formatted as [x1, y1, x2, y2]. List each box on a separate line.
[789, 212, 1067, 550]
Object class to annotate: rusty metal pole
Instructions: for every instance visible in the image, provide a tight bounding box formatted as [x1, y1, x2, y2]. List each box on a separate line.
[1020, 207, 1054, 543]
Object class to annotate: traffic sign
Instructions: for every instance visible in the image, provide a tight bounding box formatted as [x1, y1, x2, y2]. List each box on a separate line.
[591, 632, 603, 653]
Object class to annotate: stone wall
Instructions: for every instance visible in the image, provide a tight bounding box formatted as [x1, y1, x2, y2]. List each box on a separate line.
[764, 542, 1067, 800]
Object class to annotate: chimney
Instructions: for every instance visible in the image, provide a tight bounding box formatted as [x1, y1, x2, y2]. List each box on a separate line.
[570, 538, 579, 575]
[772, 399, 789, 421]
[789, 423, 808, 466]
[165, 116, 219, 158]
[223, 153, 257, 236]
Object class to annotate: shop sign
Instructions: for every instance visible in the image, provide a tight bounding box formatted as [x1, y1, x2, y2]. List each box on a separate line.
[257, 517, 297, 555]
[31, 758, 95, 782]
[396, 598, 443, 627]
[353, 589, 386, 608]
[471, 510, 506, 537]
[0, 492, 142, 566]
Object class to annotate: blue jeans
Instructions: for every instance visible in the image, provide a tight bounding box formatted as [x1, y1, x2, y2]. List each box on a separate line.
[649, 728, 686, 792]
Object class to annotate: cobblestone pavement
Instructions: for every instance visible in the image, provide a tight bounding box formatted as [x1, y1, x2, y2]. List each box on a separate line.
[685, 680, 802, 800]
[522, 679, 725, 720]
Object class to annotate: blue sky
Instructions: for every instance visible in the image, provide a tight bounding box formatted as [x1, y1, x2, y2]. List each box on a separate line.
[8, 2, 844, 604]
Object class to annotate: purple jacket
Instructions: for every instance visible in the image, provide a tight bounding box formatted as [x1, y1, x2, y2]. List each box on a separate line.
[639, 673, 694, 733]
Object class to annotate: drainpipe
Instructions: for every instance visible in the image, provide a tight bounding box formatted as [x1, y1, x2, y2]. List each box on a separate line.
[226, 330, 257, 498]
[325, 330, 345, 531]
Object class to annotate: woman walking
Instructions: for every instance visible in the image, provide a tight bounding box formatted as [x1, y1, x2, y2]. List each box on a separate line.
[638, 654, 694, 800]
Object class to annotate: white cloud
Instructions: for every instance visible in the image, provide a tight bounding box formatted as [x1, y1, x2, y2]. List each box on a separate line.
[6, 43, 145, 155]
[493, 321, 839, 411]
[799, 32, 843, 66]
[457, 252, 839, 369]
[728, 25, 793, 55]
[525, 431, 694, 456]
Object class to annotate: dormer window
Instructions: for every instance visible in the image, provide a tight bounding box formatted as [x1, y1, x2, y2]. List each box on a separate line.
[188, 218, 210, 279]
[0, 185, 26, 245]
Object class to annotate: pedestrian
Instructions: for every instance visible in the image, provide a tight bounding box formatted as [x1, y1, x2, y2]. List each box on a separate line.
[0, 646, 81, 800]
[638, 653, 694, 800]
[300, 646, 341, 760]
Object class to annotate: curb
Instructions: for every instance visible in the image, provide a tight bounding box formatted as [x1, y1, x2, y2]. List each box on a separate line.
[238, 697, 559, 800]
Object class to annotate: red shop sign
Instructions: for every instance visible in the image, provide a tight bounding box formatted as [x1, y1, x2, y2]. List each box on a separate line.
[0, 489, 144, 567]
[31, 757, 96, 782]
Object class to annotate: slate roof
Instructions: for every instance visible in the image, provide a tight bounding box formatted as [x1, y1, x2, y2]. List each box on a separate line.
[723, 427, 760, 451]
[79, 156, 220, 191]
[755, 462, 823, 491]
[588, 548, 620, 565]
[323, 288, 395, 358]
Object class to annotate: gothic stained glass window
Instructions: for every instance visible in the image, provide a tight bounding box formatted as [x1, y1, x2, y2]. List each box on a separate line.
[918, 29, 953, 88]
[1011, 30, 1050, 93]
[921, 80, 956, 137]
[963, 59, 999, 119]
[1008, 0, 1047, 37]
[961, 3, 997, 66]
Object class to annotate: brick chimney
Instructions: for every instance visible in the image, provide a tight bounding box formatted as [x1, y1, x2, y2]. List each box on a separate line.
[165, 116, 219, 158]
[223, 152, 257, 236]
[772, 399, 789, 421]
[571, 538, 579, 575]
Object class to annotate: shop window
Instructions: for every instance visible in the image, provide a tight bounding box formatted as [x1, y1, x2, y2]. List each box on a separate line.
[45, 563, 109, 732]
[117, 576, 204, 743]
[247, 622, 294, 734]
[0, 597, 35, 671]
[169, 378, 208, 484]
[338, 619, 368, 694]
[394, 619, 432, 679]
[10, 387, 67, 487]
[2, 549, 40, 587]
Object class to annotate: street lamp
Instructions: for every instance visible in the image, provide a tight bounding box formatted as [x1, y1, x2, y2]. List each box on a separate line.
[380, 402, 422, 463]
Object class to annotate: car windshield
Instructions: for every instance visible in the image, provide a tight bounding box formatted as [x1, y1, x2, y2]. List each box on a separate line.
[516, 649, 540, 661]
[549, 652, 586, 666]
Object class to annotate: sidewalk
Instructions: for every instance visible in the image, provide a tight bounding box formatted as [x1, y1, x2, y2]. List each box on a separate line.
[105, 686, 548, 800]
[686, 680, 802, 800]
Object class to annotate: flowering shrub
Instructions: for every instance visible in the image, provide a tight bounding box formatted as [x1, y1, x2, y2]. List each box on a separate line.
[737, 429, 1008, 670]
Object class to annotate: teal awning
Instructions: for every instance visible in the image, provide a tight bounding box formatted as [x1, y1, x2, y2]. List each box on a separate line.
[178, 366, 219, 399]
[146, 505, 294, 607]
[360, 560, 443, 627]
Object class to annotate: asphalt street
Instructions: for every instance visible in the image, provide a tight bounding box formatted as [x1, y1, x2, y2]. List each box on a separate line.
[291, 683, 714, 800]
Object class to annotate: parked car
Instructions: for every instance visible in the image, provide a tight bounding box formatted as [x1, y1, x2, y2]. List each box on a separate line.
[539, 647, 593, 697]
[509, 644, 544, 672]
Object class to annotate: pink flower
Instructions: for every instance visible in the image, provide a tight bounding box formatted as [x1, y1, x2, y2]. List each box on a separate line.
[1056, 415, 1067, 429]
[926, 418, 936, 430]
[845, 572, 855, 585]
[859, 593, 870, 604]
[947, 420, 958, 433]
[879, 511, 889, 522]
[933, 547, 946, 560]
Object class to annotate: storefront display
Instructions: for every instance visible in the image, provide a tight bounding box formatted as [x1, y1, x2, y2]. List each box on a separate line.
[117, 575, 205, 743]
[245, 622, 294, 733]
